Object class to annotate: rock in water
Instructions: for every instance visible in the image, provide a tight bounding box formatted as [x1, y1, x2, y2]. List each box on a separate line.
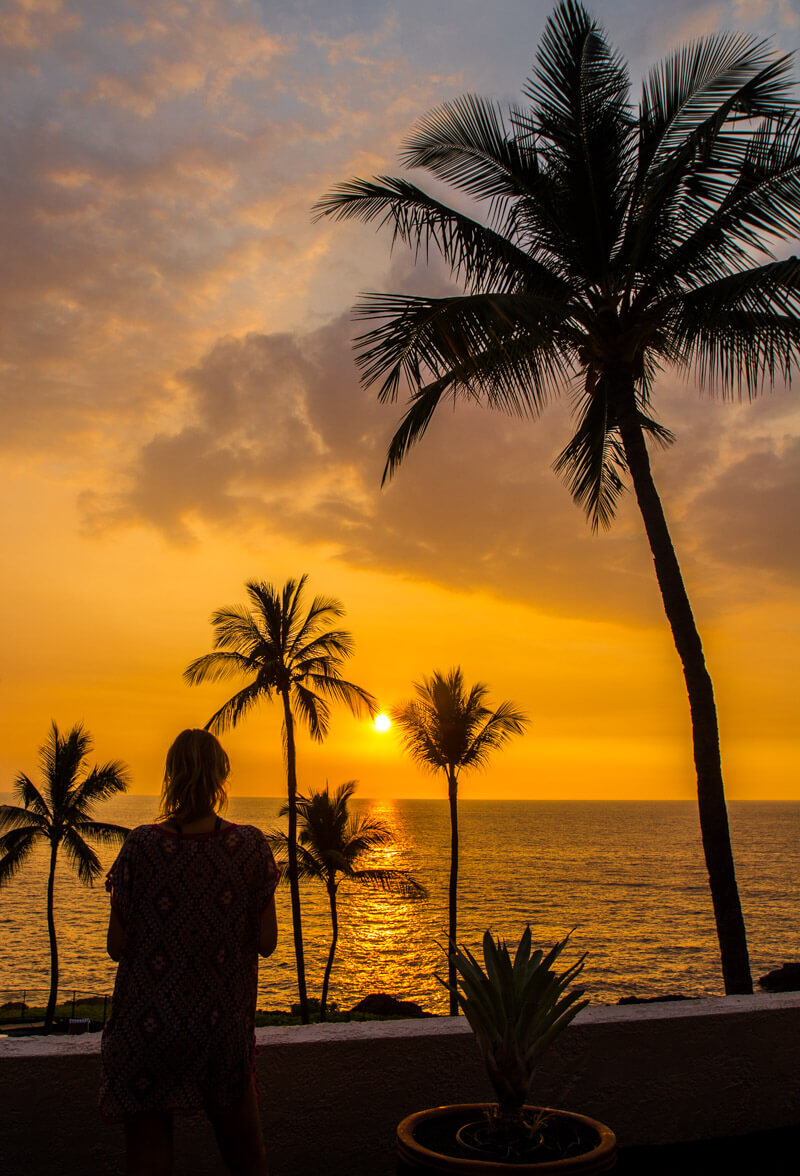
[349, 993, 433, 1018]
[759, 962, 800, 992]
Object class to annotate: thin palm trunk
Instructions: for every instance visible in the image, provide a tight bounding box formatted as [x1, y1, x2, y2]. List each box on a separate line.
[320, 881, 339, 1022]
[614, 376, 752, 995]
[44, 840, 59, 1032]
[447, 769, 459, 1016]
[281, 690, 309, 1023]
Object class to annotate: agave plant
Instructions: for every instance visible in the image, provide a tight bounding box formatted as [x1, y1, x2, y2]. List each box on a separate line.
[441, 927, 589, 1126]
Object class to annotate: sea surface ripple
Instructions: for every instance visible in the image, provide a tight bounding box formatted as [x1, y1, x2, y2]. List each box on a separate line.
[1, 797, 798, 1013]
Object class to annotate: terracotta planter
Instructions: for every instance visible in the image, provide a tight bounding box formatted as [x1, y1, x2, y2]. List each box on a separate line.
[397, 1104, 617, 1174]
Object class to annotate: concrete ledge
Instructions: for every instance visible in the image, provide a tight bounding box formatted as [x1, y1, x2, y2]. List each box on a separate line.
[1, 994, 799, 1175]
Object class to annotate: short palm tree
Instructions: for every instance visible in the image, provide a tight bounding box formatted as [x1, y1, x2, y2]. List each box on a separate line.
[0, 722, 130, 1031]
[316, 0, 800, 994]
[392, 668, 528, 1014]
[267, 780, 427, 1020]
[184, 575, 377, 1023]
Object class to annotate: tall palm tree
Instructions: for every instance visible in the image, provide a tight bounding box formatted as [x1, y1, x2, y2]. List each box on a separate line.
[184, 575, 377, 1023]
[267, 780, 427, 1020]
[392, 669, 528, 1014]
[316, 0, 800, 994]
[0, 722, 130, 1031]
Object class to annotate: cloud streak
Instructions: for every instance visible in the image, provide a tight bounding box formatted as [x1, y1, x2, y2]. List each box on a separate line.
[82, 308, 800, 627]
[2, 0, 797, 634]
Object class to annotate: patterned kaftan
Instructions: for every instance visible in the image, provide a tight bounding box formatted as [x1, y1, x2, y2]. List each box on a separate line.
[100, 820, 279, 1120]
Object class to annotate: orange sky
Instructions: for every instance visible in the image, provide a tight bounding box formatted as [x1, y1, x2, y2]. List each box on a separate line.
[1, 0, 798, 801]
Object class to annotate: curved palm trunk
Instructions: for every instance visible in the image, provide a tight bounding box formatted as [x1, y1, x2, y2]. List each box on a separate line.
[447, 769, 459, 1016]
[614, 376, 752, 995]
[44, 840, 59, 1032]
[280, 689, 309, 1023]
[320, 881, 339, 1022]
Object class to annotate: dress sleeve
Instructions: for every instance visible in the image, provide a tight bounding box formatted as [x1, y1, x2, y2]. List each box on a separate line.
[105, 830, 138, 925]
[259, 836, 280, 911]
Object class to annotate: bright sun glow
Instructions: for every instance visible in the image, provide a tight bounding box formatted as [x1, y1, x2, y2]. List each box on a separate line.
[374, 713, 391, 733]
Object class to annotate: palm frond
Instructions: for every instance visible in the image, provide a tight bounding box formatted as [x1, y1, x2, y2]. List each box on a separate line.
[627, 41, 796, 293]
[674, 256, 800, 320]
[340, 814, 394, 859]
[281, 577, 308, 648]
[673, 308, 800, 399]
[315, 175, 565, 297]
[462, 701, 530, 769]
[72, 762, 131, 809]
[554, 366, 677, 529]
[211, 603, 269, 654]
[391, 700, 448, 772]
[666, 257, 800, 396]
[301, 673, 377, 718]
[36, 722, 60, 791]
[0, 803, 48, 833]
[635, 114, 800, 300]
[12, 774, 52, 820]
[61, 827, 102, 885]
[263, 830, 328, 883]
[355, 291, 577, 408]
[350, 868, 429, 899]
[553, 373, 626, 530]
[183, 649, 266, 687]
[706, 114, 800, 250]
[0, 827, 44, 887]
[525, 0, 634, 278]
[380, 374, 455, 485]
[291, 629, 355, 669]
[639, 35, 793, 167]
[45, 723, 92, 810]
[400, 93, 535, 203]
[291, 682, 329, 742]
[243, 580, 285, 642]
[205, 680, 267, 734]
[73, 820, 130, 847]
[291, 593, 346, 640]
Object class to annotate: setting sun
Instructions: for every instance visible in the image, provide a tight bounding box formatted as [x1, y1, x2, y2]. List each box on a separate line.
[374, 713, 392, 734]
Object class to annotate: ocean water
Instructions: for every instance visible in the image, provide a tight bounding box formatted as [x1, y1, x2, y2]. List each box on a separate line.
[1, 796, 798, 1013]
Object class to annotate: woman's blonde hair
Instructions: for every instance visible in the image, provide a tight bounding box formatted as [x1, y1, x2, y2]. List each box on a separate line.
[159, 729, 230, 823]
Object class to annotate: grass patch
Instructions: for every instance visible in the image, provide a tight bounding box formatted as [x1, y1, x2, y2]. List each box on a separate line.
[0, 996, 109, 1025]
[1, 996, 417, 1034]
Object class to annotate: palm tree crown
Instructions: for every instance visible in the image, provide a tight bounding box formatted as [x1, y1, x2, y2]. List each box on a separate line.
[317, 0, 800, 995]
[184, 576, 376, 740]
[184, 574, 376, 1023]
[274, 780, 428, 898]
[0, 722, 130, 1029]
[393, 668, 529, 778]
[268, 780, 427, 1019]
[317, 2, 799, 522]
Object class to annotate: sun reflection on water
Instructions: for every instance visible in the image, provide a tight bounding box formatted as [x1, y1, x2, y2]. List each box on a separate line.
[1, 795, 799, 1014]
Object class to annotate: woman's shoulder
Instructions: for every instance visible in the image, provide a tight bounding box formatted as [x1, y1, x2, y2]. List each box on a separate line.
[221, 821, 269, 844]
[220, 822, 275, 859]
[122, 822, 165, 845]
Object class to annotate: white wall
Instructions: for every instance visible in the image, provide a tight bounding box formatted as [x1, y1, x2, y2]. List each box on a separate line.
[1, 994, 799, 1175]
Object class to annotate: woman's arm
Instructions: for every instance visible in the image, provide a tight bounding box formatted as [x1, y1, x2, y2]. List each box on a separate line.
[107, 906, 126, 961]
[258, 897, 278, 958]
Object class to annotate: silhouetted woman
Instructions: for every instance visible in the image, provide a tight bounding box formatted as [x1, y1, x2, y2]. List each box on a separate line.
[100, 729, 278, 1176]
